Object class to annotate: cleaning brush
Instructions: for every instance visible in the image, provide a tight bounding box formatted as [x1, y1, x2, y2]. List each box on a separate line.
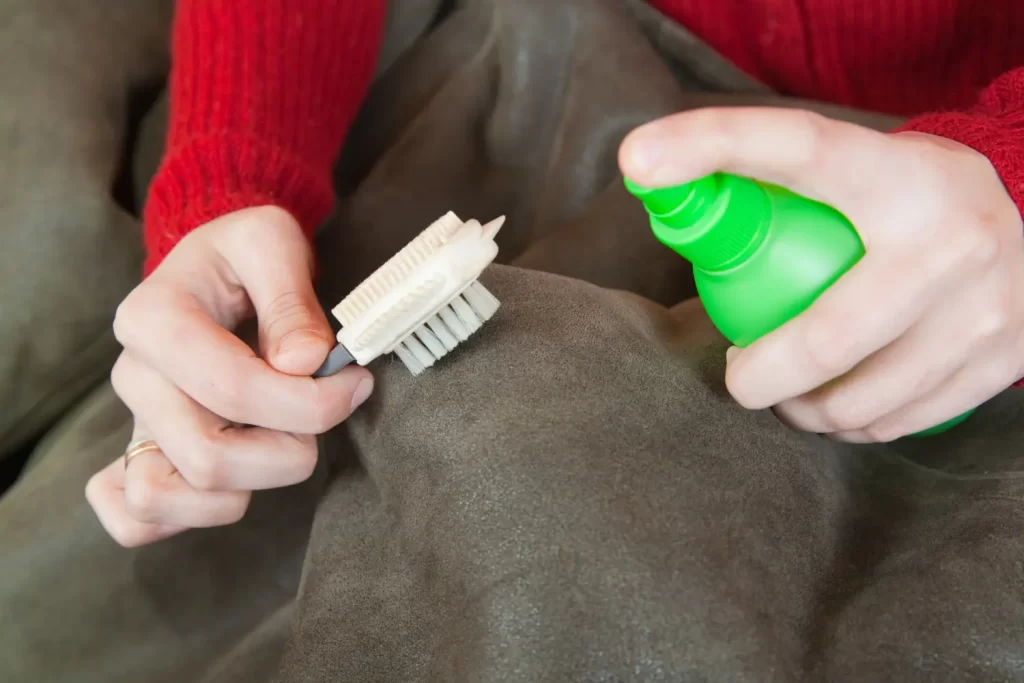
[313, 211, 504, 377]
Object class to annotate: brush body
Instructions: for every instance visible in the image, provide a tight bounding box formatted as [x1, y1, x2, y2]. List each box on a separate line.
[313, 212, 504, 377]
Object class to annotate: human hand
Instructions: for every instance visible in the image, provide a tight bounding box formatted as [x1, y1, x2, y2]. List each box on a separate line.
[86, 206, 373, 546]
[619, 107, 1024, 442]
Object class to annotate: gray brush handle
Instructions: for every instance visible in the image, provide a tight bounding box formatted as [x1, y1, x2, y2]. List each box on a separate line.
[312, 343, 356, 378]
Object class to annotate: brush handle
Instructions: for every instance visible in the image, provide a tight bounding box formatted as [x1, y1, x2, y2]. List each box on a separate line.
[312, 343, 356, 378]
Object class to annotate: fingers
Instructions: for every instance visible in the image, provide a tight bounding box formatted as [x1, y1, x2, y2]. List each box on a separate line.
[90, 206, 377, 547]
[86, 458, 188, 548]
[111, 352, 320, 491]
[86, 421, 251, 547]
[217, 206, 335, 375]
[114, 285, 372, 433]
[770, 269, 1022, 441]
[114, 206, 372, 434]
[772, 296, 977, 433]
[618, 107, 888, 209]
[85, 422, 188, 548]
[724, 193, 995, 411]
[829, 356, 1012, 442]
[725, 249, 945, 409]
[121, 439, 251, 529]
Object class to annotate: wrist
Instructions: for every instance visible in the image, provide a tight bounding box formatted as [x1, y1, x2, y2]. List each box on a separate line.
[142, 135, 335, 276]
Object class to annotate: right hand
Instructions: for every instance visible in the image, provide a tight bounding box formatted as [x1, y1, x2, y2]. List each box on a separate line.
[86, 206, 373, 547]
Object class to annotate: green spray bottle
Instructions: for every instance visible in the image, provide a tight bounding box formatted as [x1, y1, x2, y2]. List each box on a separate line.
[624, 172, 972, 437]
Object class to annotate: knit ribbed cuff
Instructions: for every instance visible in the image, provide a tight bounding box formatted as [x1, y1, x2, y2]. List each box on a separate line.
[142, 135, 335, 276]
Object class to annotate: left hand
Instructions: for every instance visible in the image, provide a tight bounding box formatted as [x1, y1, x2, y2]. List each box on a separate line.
[86, 207, 372, 547]
[619, 107, 1024, 442]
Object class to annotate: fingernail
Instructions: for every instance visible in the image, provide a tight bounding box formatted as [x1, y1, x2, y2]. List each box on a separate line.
[726, 346, 739, 363]
[350, 378, 374, 412]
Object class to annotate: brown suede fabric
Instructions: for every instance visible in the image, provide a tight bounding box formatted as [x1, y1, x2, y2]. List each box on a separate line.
[1, 1, 1022, 682]
[0, 0, 172, 458]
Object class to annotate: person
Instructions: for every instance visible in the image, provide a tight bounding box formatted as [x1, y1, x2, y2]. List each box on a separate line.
[87, 0, 1024, 548]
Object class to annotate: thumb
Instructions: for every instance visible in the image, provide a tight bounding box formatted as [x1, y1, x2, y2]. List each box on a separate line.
[255, 276, 334, 376]
[221, 207, 334, 376]
[618, 106, 889, 211]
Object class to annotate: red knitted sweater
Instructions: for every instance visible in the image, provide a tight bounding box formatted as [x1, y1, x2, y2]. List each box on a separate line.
[143, 0, 1024, 275]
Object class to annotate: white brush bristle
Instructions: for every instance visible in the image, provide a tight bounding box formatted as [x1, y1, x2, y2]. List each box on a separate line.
[392, 280, 501, 375]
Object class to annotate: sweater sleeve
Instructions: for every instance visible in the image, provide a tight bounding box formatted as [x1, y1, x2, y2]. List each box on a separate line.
[895, 67, 1024, 222]
[142, 0, 388, 275]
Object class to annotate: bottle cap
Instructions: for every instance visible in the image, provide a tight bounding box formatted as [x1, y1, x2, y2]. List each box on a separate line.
[624, 173, 767, 272]
[623, 177, 695, 216]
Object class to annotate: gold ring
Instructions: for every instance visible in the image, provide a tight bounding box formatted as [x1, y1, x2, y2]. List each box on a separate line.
[124, 439, 162, 469]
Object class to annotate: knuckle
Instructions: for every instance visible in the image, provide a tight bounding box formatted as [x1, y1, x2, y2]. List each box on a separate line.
[982, 354, 1020, 389]
[84, 472, 105, 505]
[99, 519, 147, 548]
[225, 494, 251, 525]
[291, 437, 319, 481]
[959, 227, 1001, 271]
[110, 530, 143, 549]
[310, 410, 334, 437]
[975, 302, 1012, 342]
[821, 400, 867, 433]
[973, 276, 1018, 343]
[700, 111, 741, 163]
[724, 372, 757, 409]
[904, 142, 955, 189]
[184, 457, 222, 492]
[109, 355, 132, 401]
[112, 289, 148, 347]
[123, 478, 163, 520]
[791, 110, 832, 170]
[694, 107, 732, 138]
[103, 518, 153, 548]
[864, 421, 902, 443]
[176, 434, 226, 491]
[310, 383, 347, 433]
[206, 492, 252, 527]
[802, 320, 853, 377]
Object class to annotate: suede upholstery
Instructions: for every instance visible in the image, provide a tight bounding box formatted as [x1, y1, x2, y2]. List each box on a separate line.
[1, 2, 1021, 681]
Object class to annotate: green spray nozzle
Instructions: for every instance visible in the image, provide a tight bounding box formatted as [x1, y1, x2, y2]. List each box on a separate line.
[624, 173, 768, 272]
[623, 176, 700, 216]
